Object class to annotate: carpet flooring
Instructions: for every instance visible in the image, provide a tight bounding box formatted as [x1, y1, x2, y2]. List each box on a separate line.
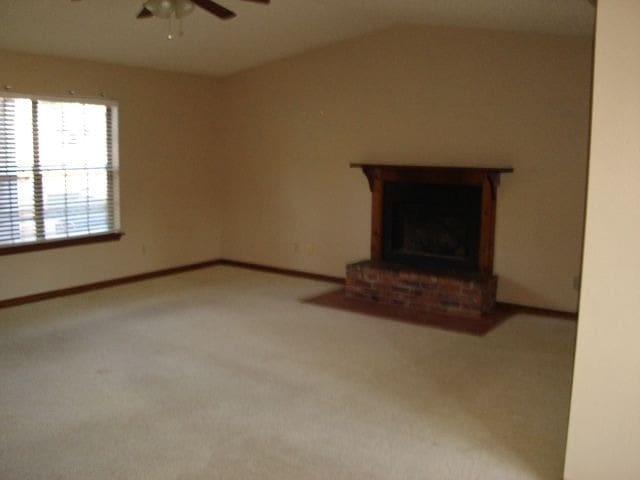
[0, 266, 576, 479]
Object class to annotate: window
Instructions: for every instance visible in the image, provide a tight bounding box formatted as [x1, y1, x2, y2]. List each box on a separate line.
[0, 94, 120, 253]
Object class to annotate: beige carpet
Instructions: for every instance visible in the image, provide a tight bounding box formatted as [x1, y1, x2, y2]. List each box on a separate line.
[0, 266, 576, 479]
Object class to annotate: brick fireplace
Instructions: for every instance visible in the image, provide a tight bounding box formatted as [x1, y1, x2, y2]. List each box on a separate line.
[346, 164, 512, 317]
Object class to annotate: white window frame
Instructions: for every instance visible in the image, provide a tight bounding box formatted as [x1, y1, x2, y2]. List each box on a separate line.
[0, 93, 121, 254]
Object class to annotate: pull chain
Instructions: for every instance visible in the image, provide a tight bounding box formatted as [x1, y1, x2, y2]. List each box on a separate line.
[167, 16, 174, 40]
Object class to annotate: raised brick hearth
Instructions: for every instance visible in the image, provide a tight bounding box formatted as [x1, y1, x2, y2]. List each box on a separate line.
[346, 260, 497, 317]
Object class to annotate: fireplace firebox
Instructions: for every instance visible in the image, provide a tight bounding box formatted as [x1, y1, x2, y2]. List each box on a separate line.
[346, 164, 513, 317]
[383, 181, 482, 271]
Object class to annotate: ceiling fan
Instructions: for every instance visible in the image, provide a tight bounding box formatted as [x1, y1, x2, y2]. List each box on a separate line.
[137, 0, 270, 21]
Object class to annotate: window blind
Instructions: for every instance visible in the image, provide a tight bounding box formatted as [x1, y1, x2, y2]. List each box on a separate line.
[0, 94, 119, 249]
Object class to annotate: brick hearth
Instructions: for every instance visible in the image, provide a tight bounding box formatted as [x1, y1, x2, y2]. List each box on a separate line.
[346, 260, 497, 317]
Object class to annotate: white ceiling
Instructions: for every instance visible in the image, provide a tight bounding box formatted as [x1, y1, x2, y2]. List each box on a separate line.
[0, 0, 595, 76]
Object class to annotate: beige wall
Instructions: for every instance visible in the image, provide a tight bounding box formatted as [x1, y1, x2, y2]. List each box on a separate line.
[0, 26, 593, 312]
[0, 51, 225, 301]
[564, 1, 640, 478]
[218, 26, 593, 312]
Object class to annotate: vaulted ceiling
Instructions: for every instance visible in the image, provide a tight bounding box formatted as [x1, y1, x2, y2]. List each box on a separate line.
[0, 0, 595, 76]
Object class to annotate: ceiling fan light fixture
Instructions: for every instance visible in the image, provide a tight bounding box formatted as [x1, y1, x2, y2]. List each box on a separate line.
[175, 0, 195, 19]
[144, 0, 175, 19]
[136, 0, 269, 32]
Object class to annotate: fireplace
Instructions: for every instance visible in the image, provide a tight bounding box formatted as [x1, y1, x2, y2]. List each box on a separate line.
[346, 164, 512, 317]
[383, 182, 482, 271]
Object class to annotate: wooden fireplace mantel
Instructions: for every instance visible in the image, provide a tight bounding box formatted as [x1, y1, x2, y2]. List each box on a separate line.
[351, 164, 513, 276]
[351, 164, 513, 192]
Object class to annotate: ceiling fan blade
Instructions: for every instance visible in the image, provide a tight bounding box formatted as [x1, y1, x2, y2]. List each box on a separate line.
[191, 0, 236, 19]
[136, 6, 153, 19]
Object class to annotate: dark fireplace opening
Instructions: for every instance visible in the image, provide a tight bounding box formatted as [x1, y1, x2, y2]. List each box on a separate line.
[382, 182, 482, 271]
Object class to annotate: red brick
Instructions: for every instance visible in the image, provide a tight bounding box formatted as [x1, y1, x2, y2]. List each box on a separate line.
[345, 260, 497, 317]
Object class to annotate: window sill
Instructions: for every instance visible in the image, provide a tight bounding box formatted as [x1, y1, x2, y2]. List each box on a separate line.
[0, 232, 124, 256]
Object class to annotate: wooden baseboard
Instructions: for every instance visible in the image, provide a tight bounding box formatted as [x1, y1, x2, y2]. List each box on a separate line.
[218, 259, 345, 284]
[496, 302, 577, 320]
[0, 259, 223, 309]
[0, 258, 577, 320]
